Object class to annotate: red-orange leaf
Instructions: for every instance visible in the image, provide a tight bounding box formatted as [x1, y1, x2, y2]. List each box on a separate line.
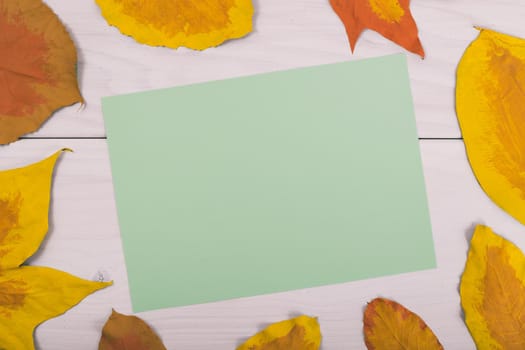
[364, 298, 443, 350]
[98, 309, 167, 350]
[329, 0, 424, 57]
[0, 0, 83, 144]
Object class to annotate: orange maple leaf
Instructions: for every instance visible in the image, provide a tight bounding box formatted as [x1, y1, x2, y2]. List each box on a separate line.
[330, 0, 424, 57]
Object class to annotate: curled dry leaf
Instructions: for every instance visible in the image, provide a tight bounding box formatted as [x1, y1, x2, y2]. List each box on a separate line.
[237, 315, 321, 350]
[460, 225, 525, 349]
[363, 298, 443, 350]
[0, 150, 111, 350]
[95, 0, 254, 50]
[99, 309, 167, 350]
[456, 29, 525, 226]
[329, 0, 424, 57]
[0, 0, 83, 144]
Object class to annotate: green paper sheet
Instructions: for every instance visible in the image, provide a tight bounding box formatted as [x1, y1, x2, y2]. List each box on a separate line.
[103, 54, 436, 312]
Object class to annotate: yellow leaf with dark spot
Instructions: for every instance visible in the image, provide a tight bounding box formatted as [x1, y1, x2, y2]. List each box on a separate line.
[460, 225, 525, 349]
[0, 0, 83, 144]
[0, 150, 112, 350]
[237, 315, 321, 350]
[329, 0, 424, 57]
[363, 298, 443, 350]
[0, 266, 111, 349]
[0, 150, 66, 270]
[98, 309, 167, 350]
[94, 0, 254, 50]
[456, 29, 525, 225]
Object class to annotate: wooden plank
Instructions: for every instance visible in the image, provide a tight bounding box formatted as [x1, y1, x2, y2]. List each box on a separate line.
[2, 138, 524, 348]
[23, 0, 525, 139]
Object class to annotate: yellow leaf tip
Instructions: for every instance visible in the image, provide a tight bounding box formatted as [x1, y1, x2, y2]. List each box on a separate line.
[93, 280, 113, 291]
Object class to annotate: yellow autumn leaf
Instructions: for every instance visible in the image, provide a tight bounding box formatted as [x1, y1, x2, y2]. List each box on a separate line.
[94, 0, 254, 50]
[0, 150, 111, 350]
[237, 315, 321, 350]
[456, 29, 525, 225]
[460, 225, 525, 349]
[363, 298, 443, 350]
[0, 150, 66, 270]
[0, 266, 110, 349]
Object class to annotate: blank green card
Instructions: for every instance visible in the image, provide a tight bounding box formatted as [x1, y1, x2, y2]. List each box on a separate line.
[102, 54, 436, 312]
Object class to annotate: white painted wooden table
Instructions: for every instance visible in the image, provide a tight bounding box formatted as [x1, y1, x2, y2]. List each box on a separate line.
[4, 1, 525, 348]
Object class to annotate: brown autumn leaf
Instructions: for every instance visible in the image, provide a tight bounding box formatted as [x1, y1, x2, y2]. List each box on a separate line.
[329, 0, 424, 57]
[0, 0, 83, 144]
[460, 225, 525, 350]
[364, 298, 443, 350]
[99, 309, 167, 350]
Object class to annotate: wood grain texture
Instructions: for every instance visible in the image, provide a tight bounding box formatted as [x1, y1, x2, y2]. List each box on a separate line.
[22, 0, 525, 139]
[2, 139, 525, 349]
[2, 0, 525, 349]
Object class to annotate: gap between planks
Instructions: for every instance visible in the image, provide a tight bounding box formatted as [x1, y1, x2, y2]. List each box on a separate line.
[19, 137, 463, 140]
